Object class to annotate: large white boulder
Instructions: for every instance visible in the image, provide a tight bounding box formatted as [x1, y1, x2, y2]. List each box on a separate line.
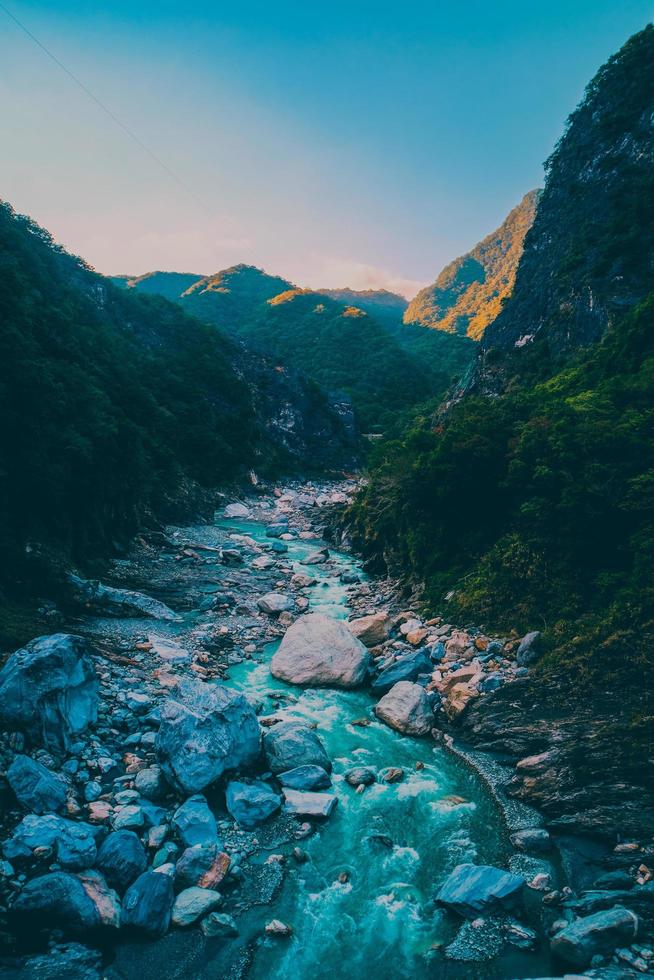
[270, 613, 370, 688]
[374, 681, 434, 735]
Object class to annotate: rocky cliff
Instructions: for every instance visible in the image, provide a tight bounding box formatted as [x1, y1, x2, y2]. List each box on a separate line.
[404, 190, 539, 340]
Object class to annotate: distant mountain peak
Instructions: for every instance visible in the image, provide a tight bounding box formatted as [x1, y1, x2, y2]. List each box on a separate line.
[404, 189, 540, 340]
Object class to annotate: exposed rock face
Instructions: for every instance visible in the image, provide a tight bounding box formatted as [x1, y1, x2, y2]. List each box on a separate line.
[404, 191, 539, 340]
[7, 755, 67, 814]
[458, 678, 654, 839]
[67, 575, 182, 621]
[271, 613, 370, 688]
[263, 721, 332, 775]
[550, 906, 640, 968]
[374, 681, 434, 735]
[0, 634, 99, 750]
[436, 864, 525, 918]
[476, 27, 654, 372]
[155, 679, 261, 795]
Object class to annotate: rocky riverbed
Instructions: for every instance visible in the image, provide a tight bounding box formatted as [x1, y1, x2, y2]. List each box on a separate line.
[0, 481, 652, 979]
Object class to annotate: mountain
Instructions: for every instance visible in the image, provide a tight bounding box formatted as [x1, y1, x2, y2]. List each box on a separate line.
[346, 27, 654, 838]
[120, 264, 473, 431]
[317, 288, 408, 323]
[0, 203, 358, 620]
[404, 190, 539, 340]
[111, 271, 203, 302]
[477, 26, 654, 366]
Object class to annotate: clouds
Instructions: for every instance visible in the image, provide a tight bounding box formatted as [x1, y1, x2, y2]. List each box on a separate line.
[302, 255, 428, 300]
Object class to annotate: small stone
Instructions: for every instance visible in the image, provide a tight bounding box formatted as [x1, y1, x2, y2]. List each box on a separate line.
[265, 919, 292, 937]
[201, 911, 238, 937]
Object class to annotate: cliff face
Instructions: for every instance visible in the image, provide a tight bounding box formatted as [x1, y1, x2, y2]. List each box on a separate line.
[480, 26, 654, 362]
[404, 190, 539, 340]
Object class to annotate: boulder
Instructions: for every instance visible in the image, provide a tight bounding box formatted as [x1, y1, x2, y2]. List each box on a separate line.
[7, 755, 67, 814]
[374, 682, 434, 735]
[4, 815, 97, 870]
[263, 721, 331, 775]
[271, 613, 370, 688]
[224, 503, 250, 519]
[443, 683, 479, 720]
[344, 766, 376, 787]
[174, 843, 230, 891]
[12, 871, 120, 931]
[436, 864, 525, 918]
[225, 780, 281, 829]
[0, 634, 99, 750]
[252, 555, 276, 571]
[9, 942, 103, 980]
[516, 631, 542, 666]
[371, 650, 432, 695]
[277, 765, 331, 791]
[291, 572, 316, 589]
[257, 593, 294, 615]
[134, 765, 168, 802]
[172, 795, 218, 847]
[122, 871, 174, 936]
[347, 613, 391, 647]
[282, 789, 337, 819]
[156, 679, 261, 794]
[550, 906, 639, 968]
[96, 831, 147, 893]
[172, 886, 222, 927]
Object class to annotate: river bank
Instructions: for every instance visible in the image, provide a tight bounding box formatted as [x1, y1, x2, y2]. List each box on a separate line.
[0, 480, 651, 979]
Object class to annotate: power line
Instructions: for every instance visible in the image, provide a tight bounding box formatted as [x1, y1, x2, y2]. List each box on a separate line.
[0, 0, 206, 208]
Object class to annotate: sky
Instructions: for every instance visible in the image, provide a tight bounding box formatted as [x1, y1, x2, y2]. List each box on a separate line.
[1, 1, 653, 298]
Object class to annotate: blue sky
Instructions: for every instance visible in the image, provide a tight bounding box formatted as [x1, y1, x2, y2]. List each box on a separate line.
[1, 0, 652, 296]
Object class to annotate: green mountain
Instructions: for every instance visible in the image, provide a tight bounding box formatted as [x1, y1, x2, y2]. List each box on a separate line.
[404, 190, 539, 340]
[317, 288, 408, 324]
[120, 263, 473, 431]
[347, 27, 654, 836]
[0, 203, 358, 611]
[111, 270, 204, 302]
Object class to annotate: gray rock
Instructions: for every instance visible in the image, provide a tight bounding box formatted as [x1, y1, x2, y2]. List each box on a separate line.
[344, 766, 376, 787]
[436, 863, 525, 918]
[156, 679, 261, 795]
[68, 574, 181, 621]
[172, 794, 217, 847]
[96, 830, 147, 893]
[282, 789, 338, 819]
[201, 912, 238, 937]
[111, 805, 145, 832]
[172, 886, 222, 927]
[347, 612, 391, 647]
[257, 593, 294, 615]
[263, 721, 331, 775]
[134, 765, 168, 801]
[3, 814, 97, 870]
[0, 634, 99, 750]
[174, 843, 230, 890]
[371, 650, 433, 695]
[516, 631, 542, 667]
[510, 828, 552, 853]
[551, 906, 640, 968]
[225, 780, 281, 829]
[271, 613, 370, 688]
[277, 764, 331, 791]
[12, 870, 120, 931]
[265, 523, 288, 538]
[224, 503, 250, 519]
[7, 755, 67, 814]
[374, 681, 434, 735]
[122, 870, 174, 935]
